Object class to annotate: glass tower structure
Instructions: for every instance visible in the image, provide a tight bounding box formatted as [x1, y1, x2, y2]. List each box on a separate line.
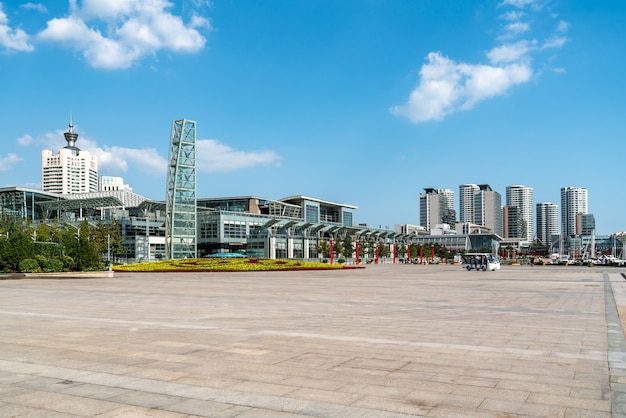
[166, 119, 197, 259]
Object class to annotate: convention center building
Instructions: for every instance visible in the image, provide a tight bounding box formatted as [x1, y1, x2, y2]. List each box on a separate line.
[0, 187, 501, 263]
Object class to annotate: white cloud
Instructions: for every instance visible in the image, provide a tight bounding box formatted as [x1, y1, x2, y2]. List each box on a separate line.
[36, 127, 279, 175]
[89, 139, 280, 175]
[0, 4, 34, 51]
[196, 139, 280, 173]
[504, 21, 530, 35]
[0, 153, 22, 171]
[500, 11, 525, 21]
[20, 3, 48, 13]
[391, 52, 532, 123]
[94, 145, 167, 174]
[17, 134, 33, 146]
[37, 0, 210, 69]
[393, 0, 566, 124]
[487, 40, 534, 64]
[499, 0, 543, 10]
[461, 62, 532, 109]
[556, 20, 569, 33]
[542, 36, 567, 49]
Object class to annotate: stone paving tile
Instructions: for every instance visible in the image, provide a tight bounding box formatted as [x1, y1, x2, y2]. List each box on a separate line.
[0, 265, 623, 417]
[166, 398, 252, 418]
[96, 405, 192, 417]
[0, 401, 84, 417]
[57, 382, 132, 400]
[106, 390, 187, 409]
[6, 389, 122, 416]
[564, 408, 611, 418]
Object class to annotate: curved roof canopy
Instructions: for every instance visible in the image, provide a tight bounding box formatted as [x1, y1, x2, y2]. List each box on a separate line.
[38, 196, 124, 211]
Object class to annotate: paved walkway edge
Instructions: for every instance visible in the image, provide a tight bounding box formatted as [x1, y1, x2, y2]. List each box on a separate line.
[605, 273, 626, 417]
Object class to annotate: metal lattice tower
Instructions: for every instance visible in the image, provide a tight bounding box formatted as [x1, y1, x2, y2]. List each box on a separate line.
[165, 119, 197, 259]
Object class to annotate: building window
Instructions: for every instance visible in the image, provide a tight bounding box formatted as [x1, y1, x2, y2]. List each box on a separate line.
[305, 204, 319, 223]
[343, 211, 353, 227]
[200, 222, 218, 239]
[224, 221, 246, 239]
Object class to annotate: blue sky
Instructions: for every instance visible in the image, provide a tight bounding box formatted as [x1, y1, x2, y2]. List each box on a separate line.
[1, 0, 625, 236]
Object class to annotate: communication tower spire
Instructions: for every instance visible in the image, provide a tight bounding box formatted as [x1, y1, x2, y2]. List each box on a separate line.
[64, 113, 79, 150]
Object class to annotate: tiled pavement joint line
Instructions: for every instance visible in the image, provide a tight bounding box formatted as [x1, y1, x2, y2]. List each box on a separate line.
[0, 360, 422, 418]
[605, 273, 626, 417]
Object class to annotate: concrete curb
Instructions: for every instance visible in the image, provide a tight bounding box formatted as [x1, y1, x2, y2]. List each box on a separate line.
[0, 271, 114, 280]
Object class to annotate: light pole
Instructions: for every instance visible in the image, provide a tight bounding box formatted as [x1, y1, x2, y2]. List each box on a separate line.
[107, 234, 111, 270]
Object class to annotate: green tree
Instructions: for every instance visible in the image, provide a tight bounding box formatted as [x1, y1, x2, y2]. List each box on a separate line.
[341, 236, 354, 259]
[315, 240, 330, 258]
[333, 241, 344, 260]
[92, 221, 109, 258]
[108, 219, 124, 262]
[379, 243, 390, 258]
[367, 241, 377, 260]
[61, 221, 102, 271]
[0, 229, 36, 272]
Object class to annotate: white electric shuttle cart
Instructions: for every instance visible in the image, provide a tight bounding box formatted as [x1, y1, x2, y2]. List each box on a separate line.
[463, 253, 501, 271]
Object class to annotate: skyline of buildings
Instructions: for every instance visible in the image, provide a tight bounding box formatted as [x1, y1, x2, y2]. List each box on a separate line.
[39, 118, 598, 246]
[420, 184, 592, 245]
[4, 115, 615, 262]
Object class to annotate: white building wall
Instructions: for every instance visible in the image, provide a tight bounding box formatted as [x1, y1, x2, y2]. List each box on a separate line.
[536, 202, 558, 246]
[459, 184, 479, 223]
[42, 147, 98, 194]
[506, 185, 534, 241]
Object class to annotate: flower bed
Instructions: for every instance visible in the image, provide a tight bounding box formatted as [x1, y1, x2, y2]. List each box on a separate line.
[113, 258, 345, 272]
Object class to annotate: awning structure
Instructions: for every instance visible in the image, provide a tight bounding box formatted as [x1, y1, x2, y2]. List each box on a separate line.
[39, 196, 124, 211]
[277, 220, 299, 229]
[262, 219, 282, 228]
[295, 222, 314, 231]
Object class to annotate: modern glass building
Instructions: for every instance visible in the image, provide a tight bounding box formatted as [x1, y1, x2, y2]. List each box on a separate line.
[0, 186, 502, 262]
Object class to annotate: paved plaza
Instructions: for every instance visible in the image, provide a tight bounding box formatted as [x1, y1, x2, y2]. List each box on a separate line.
[1, 264, 626, 417]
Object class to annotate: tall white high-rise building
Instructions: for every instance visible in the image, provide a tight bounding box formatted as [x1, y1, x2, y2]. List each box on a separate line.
[561, 187, 588, 237]
[42, 118, 98, 194]
[505, 185, 534, 241]
[419, 188, 455, 231]
[473, 184, 503, 236]
[536, 202, 558, 246]
[459, 184, 480, 223]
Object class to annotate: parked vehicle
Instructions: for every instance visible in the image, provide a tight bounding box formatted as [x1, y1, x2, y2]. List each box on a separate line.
[463, 253, 501, 271]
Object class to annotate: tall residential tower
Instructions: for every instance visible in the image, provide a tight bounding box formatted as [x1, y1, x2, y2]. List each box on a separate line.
[419, 188, 455, 231]
[459, 184, 480, 223]
[536, 202, 558, 246]
[561, 187, 588, 237]
[473, 184, 503, 237]
[505, 185, 534, 241]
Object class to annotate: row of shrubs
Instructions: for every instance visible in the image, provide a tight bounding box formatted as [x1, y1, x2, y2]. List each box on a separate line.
[18, 255, 75, 273]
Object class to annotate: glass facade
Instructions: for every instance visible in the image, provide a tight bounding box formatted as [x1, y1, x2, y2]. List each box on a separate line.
[0, 188, 506, 263]
[166, 119, 197, 259]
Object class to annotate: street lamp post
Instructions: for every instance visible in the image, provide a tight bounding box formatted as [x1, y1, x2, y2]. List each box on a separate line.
[107, 234, 111, 270]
